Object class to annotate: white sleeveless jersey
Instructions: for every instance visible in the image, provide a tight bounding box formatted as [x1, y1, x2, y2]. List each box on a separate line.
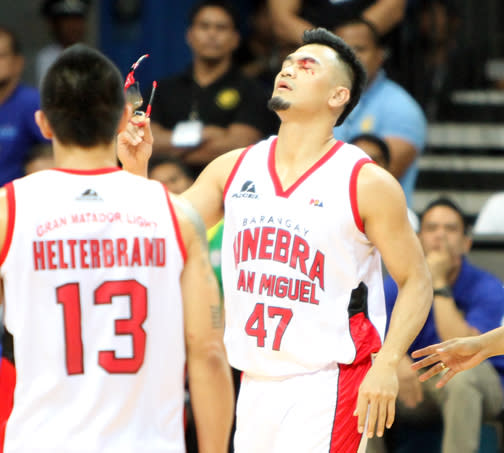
[0, 168, 186, 453]
[222, 136, 386, 378]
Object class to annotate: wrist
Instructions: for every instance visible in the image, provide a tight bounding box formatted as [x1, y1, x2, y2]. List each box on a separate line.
[433, 285, 453, 299]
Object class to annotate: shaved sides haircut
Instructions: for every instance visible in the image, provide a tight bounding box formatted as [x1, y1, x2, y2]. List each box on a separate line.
[302, 28, 366, 125]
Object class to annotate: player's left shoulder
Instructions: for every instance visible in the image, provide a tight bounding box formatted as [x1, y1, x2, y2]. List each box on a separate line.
[357, 163, 407, 215]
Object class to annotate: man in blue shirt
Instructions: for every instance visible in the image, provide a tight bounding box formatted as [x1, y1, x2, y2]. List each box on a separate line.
[333, 19, 426, 206]
[0, 26, 49, 187]
[382, 198, 504, 453]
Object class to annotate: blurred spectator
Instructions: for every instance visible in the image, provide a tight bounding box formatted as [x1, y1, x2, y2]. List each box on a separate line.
[0, 26, 49, 187]
[24, 145, 53, 175]
[405, 0, 488, 120]
[237, 0, 286, 93]
[333, 18, 426, 207]
[150, 0, 275, 178]
[36, 0, 90, 85]
[268, 0, 406, 47]
[149, 157, 194, 194]
[473, 193, 504, 234]
[376, 198, 504, 453]
[350, 133, 419, 231]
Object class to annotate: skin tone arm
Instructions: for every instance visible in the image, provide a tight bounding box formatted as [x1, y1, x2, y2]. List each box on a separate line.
[426, 241, 479, 341]
[268, 0, 406, 46]
[151, 121, 262, 166]
[384, 137, 418, 180]
[175, 197, 234, 453]
[411, 327, 504, 388]
[182, 149, 243, 229]
[354, 163, 432, 438]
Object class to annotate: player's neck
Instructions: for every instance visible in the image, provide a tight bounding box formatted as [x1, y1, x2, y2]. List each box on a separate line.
[52, 143, 118, 170]
[192, 57, 231, 87]
[276, 119, 336, 161]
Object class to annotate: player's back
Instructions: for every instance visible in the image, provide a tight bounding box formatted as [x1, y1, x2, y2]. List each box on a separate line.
[0, 168, 186, 453]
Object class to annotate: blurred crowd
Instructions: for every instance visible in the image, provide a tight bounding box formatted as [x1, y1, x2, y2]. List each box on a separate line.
[2, 0, 504, 452]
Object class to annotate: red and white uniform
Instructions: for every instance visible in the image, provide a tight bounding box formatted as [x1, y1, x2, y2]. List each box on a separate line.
[0, 168, 186, 453]
[222, 136, 386, 452]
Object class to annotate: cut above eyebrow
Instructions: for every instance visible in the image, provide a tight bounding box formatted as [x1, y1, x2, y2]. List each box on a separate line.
[284, 54, 321, 65]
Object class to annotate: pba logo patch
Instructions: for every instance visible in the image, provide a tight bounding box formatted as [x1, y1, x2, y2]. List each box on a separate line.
[216, 88, 240, 110]
[309, 198, 324, 207]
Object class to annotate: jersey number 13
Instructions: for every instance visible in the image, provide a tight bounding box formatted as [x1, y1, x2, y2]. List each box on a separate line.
[57, 279, 147, 375]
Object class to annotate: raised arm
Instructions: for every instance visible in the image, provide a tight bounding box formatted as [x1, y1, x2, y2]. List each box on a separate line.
[354, 163, 432, 437]
[175, 197, 234, 453]
[182, 148, 244, 230]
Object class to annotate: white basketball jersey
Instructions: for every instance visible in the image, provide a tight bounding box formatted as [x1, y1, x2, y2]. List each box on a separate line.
[222, 136, 386, 378]
[0, 168, 186, 453]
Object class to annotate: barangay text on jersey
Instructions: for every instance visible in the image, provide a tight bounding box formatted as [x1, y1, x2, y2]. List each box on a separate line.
[32, 211, 165, 270]
[234, 216, 324, 304]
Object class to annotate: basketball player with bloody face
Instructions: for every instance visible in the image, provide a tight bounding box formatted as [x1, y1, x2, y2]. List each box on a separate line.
[120, 28, 432, 453]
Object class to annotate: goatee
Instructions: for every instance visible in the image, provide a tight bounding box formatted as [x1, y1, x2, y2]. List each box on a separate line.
[268, 96, 291, 111]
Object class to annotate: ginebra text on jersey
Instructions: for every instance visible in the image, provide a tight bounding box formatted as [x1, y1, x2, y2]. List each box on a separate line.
[32, 237, 166, 270]
[233, 226, 325, 290]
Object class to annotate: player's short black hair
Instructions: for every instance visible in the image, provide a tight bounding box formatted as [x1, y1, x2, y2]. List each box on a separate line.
[420, 197, 469, 234]
[188, 0, 240, 30]
[0, 25, 21, 55]
[302, 28, 366, 126]
[40, 44, 125, 148]
[350, 133, 390, 167]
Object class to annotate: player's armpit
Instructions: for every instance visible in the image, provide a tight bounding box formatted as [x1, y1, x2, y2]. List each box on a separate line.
[182, 147, 245, 230]
[175, 199, 234, 453]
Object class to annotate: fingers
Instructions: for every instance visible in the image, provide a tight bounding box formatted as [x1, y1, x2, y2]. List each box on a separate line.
[386, 398, 395, 429]
[411, 344, 442, 359]
[417, 361, 446, 382]
[124, 118, 146, 146]
[366, 399, 378, 438]
[436, 368, 457, 388]
[355, 392, 396, 438]
[354, 393, 369, 435]
[411, 353, 440, 371]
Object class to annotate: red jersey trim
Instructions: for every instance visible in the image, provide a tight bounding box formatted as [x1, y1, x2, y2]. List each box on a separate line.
[349, 158, 374, 234]
[268, 138, 344, 198]
[52, 167, 121, 175]
[329, 359, 370, 452]
[0, 183, 16, 267]
[222, 145, 254, 201]
[0, 357, 16, 449]
[164, 187, 187, 263]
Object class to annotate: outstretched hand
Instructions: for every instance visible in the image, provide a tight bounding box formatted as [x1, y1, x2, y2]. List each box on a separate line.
[411, 337, 486, 388]
[354, 360, 398, 439]
[117, 113, 154, 177]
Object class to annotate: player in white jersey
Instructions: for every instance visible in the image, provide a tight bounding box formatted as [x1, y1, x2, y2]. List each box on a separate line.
[120, 28, 432, 452]
[0, 44, 234, 453]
